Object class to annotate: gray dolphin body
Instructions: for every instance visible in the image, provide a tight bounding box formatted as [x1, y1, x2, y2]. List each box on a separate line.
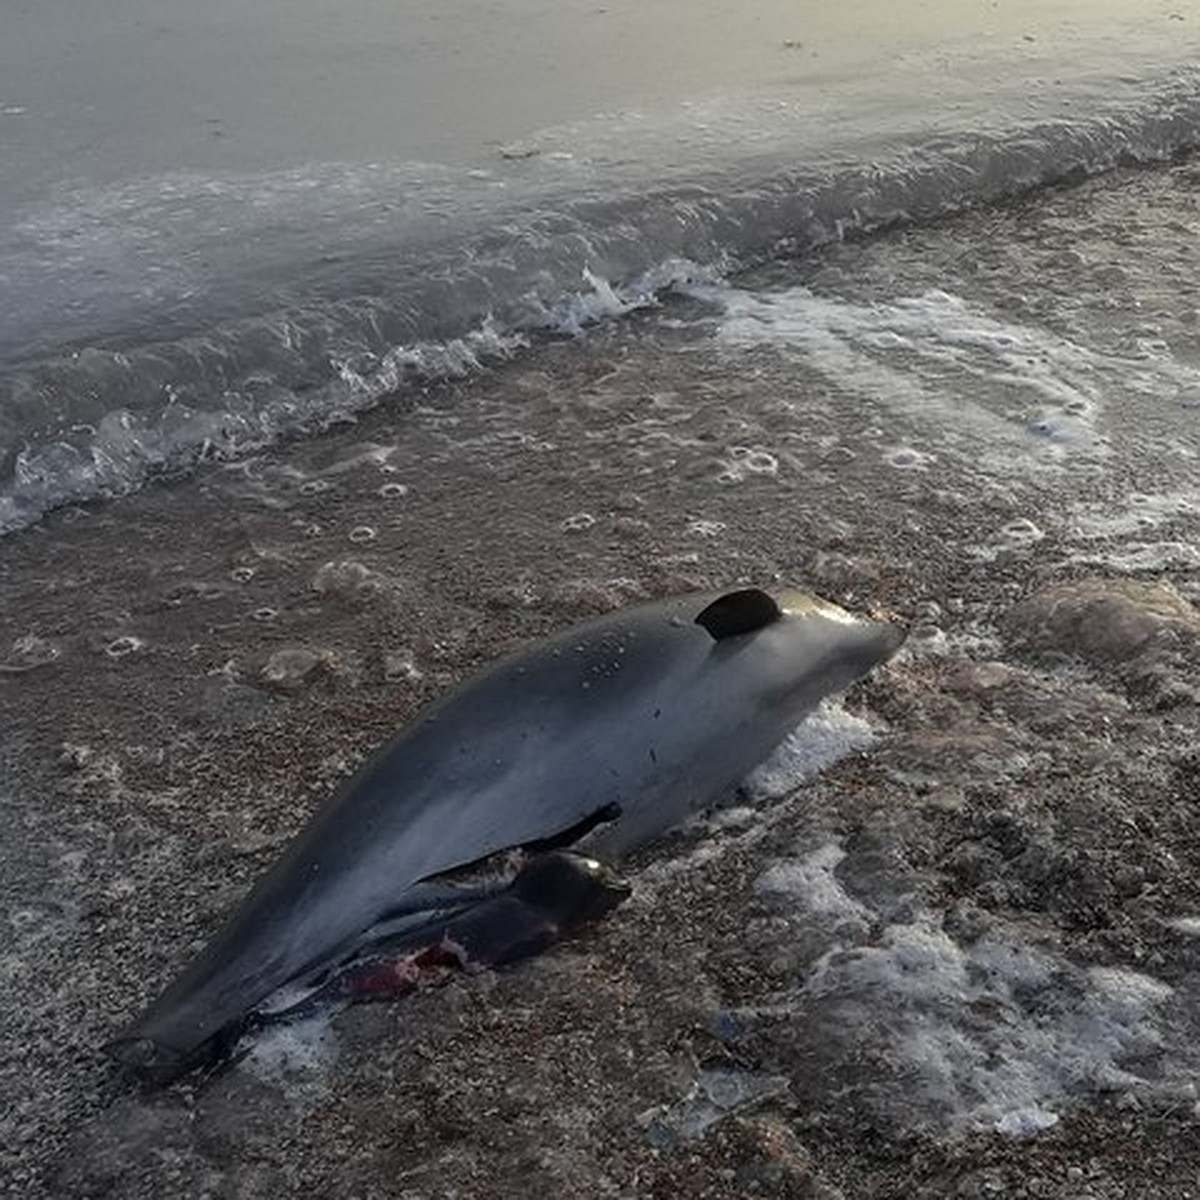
[107, 587, 904, 1082]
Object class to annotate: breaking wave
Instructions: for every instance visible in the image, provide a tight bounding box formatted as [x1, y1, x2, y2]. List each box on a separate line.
[2, 65, 1199, 533]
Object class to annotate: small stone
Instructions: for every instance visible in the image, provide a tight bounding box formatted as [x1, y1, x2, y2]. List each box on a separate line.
[383, 652, 424, 684]
[945, 900, 992, 942]
[259, 648, 328, 692]
[59, 743, 95, 770]
[4, 633, 61, 670]
[925, 785, 967, 812]
[312, 559, 390, 604]
[1007, 578, 1200, 664]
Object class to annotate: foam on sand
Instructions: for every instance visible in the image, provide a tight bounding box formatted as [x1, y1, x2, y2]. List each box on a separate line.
[750, 841, 1184, 1134]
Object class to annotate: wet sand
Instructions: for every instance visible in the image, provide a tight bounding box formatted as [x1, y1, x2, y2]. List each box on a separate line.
[3, 165, 1200, 1196]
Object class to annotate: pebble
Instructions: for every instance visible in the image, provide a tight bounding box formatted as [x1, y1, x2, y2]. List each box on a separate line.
[1007, 578, 1200, 664]
[259, 648, 328, 692]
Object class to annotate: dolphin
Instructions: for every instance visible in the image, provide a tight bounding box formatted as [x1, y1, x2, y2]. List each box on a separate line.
[105, 586, 904, 1083]
[250, 851, 634, 1027]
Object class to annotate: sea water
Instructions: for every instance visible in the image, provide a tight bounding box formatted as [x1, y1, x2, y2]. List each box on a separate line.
[2, 0, 1199, 532]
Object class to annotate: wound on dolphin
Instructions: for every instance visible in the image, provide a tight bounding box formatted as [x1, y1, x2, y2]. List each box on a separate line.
[105, 586, 905, 1085]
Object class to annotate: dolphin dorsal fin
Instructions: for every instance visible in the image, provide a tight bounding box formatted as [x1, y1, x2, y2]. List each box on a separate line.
[694, 588, 782, 640]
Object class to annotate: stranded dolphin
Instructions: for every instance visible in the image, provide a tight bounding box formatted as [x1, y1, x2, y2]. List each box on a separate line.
[106, 586, 904, 1083]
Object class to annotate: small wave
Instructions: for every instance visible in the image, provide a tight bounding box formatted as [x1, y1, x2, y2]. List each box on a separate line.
[2, 66, 1199, 533]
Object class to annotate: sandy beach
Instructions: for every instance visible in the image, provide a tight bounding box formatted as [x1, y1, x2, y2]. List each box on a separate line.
[3, 157, 1200, 1195]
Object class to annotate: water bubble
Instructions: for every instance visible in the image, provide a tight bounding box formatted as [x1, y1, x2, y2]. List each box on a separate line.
[230, 566, 256, 584]
[562, 513, 595, 532]
[687, 520, 727, 538]
[886, 446, 934, 470]
[348, 526, 377, 544]
[299, 479, 332, 496]
[743, 451, 778, 475]
[1000, 518, 1045, 547]
[251, 607, 278, 622]
[105, 636, 144, 658]
[379, 483, 409, 499]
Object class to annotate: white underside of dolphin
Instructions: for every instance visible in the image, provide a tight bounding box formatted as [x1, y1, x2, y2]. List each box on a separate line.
[107, 586, 905, 1082]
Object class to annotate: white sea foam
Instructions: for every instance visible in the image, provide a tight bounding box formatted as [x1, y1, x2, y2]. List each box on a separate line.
[530, 259, 725, 336]
[754, 847, 1180, 1132]
[745, 700, 877, 801]
[1070, 489, 1200, 540]
[240, 1014, 339, 1088]
[707, 286, 1114, 468]
[756, 843, 872, 932]
[994, 1106, 1060, 1137]
[1066, 541, 1200, 572]
[703, 284, 1200, 479]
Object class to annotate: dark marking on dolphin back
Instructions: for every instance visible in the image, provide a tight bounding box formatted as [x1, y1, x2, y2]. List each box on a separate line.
[694, 588, 783, 640]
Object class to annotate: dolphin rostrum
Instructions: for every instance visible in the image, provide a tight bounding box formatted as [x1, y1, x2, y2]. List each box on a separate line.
[106, 586, 905, 1083]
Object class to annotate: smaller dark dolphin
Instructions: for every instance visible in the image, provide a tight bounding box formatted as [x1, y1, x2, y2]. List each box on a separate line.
[106, 586, 905, 1083]
[253, 852, 631, 1027]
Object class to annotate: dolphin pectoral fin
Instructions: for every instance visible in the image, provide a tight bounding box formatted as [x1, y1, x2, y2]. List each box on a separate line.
[356, 811, 623, 957]
[694, 588, 783, 640]
[522, 801, 623, 853]
[335, 823, 625, 987]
